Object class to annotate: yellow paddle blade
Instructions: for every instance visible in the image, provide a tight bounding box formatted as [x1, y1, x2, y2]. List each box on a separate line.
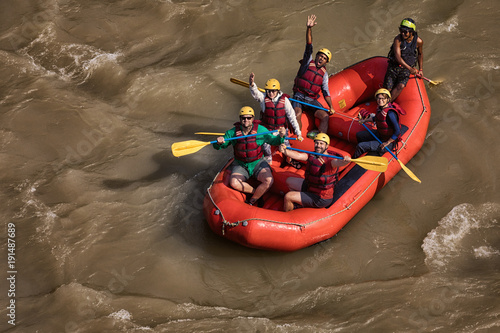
[351, 156, 388, 172]
[171, 140, 212, 157]
[195, 132, 225, 135]
[230, 78, 266, 92]
[422, 76, 443, 86]
[397, 159, 421, 183]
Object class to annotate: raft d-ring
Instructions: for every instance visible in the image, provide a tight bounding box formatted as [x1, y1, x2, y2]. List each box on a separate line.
[214, 209, 220, 215]
[242, 221, 248, 227]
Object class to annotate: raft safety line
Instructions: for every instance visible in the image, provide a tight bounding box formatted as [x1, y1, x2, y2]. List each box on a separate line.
[395, 75, 427, 158]
[207, 166, 384, 234]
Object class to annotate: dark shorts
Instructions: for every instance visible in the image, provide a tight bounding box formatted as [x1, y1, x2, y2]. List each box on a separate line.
[231, 158, 270, 179]
[383, 64, 411, 90]
[300, 181, 333, 208]
[292, 92, 324, 112]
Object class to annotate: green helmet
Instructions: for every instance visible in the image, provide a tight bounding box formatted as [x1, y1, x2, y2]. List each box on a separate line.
[400, 18, 416, 31]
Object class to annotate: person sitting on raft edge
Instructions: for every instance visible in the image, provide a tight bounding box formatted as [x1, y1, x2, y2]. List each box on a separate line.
[249, 73, 303, 168]
[383, 17, 424, 102]
[291, 14, 335, 134]
[279, 133, 351, 212]
[213, 106, 286, 206]
[354, 88, 406, 158]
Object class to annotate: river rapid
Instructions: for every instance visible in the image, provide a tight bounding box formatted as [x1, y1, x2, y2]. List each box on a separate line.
[0, 0, 499, 332]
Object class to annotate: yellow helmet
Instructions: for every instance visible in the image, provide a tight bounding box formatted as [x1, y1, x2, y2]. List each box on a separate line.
[239, 106, 255, 117]
[314, 133, 330, 145]
[375, 88, 391, 100]
[317, 48, 332, 62]
[264, 78, 280, 90]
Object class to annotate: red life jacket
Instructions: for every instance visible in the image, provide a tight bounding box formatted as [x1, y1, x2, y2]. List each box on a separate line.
[374, 102, 405, 141]
[233, 121, 264, 163]
[293, 60, 327, 99]
[262, 94, 289, 130]
[304, 151, 338, 199]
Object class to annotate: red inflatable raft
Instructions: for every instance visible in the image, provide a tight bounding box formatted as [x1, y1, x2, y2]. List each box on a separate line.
[203, 56, 431, 251]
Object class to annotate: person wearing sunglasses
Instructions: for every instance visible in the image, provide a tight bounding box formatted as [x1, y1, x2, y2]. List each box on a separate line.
[249, 73, 303, 168]
[383, 18, 424, 102]
[291, 14, 335, 134]
[213, 107, 286, 206]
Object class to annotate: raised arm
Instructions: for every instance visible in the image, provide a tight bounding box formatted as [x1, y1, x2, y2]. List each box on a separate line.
[306, 15, 317, 44]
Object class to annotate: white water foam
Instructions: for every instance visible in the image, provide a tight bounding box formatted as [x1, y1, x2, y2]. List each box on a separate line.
[473, 245, 500, 258]
[428, 16, 459, 34]
[108, 309, 132, 321]
[422, 202, 500, 272]
[19, 24, 123, 84]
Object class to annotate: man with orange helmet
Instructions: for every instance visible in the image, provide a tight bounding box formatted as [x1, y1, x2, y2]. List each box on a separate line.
[292, 14, 335, 134]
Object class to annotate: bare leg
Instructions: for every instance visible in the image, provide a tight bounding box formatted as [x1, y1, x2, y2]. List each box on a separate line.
[248, 167, 274, 203]
[229, 173, 255, 194]
[294, 106, 303, 131]
[390, 83, 405, 102]
[315, 109, 330, 133]
[284, 177, 304, 211]
[284, 191, 303, 212]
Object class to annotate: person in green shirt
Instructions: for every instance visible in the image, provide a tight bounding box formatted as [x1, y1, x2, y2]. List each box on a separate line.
[213, 106, 286, 205]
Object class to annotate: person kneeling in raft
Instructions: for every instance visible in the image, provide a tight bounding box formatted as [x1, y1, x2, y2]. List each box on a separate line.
[213, 106, 286, 206]
[279, 133, 351, 211]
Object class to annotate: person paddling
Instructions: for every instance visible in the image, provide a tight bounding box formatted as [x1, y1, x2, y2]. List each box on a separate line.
[213, 107, 286, 206]
[354, 89, 405, 158]
[383, 18, 424, 102]
[279, 133, 350, 211]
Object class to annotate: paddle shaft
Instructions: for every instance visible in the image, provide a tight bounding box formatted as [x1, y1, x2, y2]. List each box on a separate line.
[287, 147, 344, 160]
[211, 129, 278, 144]
[289, 98, 356, 121]
[231, 78, 357, 121]
[287, 143, 389, 172]
[360, 123, 397, 160]
[230, 78, 265, 92]
[196, 132, 297, 141]
[360, 123, 421, 182]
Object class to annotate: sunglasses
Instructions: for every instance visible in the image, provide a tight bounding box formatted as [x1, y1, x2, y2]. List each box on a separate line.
[240, 116, 253, 120]
[399, 28, 411, 34]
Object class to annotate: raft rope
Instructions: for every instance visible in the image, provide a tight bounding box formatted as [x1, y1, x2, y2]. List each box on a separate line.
[206, 168, 384, 235]
[205, 74, 428, 235]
